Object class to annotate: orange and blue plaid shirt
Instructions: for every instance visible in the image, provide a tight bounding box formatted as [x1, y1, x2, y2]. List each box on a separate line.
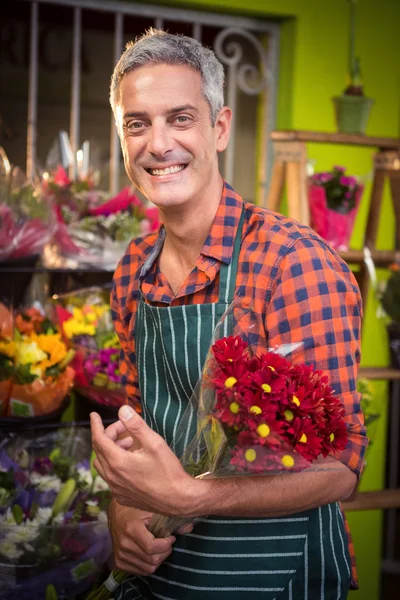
[111, 181, 367, 589]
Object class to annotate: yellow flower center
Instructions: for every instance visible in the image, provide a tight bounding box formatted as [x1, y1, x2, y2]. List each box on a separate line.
[257, 424, 271, 438]
[330, 433, 335, 442]
[292, 395, 300, 406]
[245, 449, 257, 462]
[227, 358, 233, 362]
[281, 455, 295, 468]
[229, 402, 240, 414]
[225, 376, 237, 389]
[261, 383, 271, 393]
[284, 410, 294, 421]
[268, 365, 276, 372]
[250, 405, 262, 415]
[299, 433, 307, 443]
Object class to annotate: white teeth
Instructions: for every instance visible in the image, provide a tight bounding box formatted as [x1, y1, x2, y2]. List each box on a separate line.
[149, 165, 185, 176]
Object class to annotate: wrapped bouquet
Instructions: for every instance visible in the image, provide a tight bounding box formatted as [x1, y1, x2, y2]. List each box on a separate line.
[91, 300, 349, 599]
[0, 426, 112, 599]
[6, 306, 75, 417]
[53, 287, 139, 413]
[42, 165, 159, 270]
[0, 148, 56, 261]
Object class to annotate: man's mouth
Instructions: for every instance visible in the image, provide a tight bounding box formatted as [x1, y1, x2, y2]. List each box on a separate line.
[145, 164, 187, 176]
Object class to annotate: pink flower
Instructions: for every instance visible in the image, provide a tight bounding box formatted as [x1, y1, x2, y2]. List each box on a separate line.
[88, 187, 142, 217]
[54, 166, 71, 187]
[333, 165, 346, 173]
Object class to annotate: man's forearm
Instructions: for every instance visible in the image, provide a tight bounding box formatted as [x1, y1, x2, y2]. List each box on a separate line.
[182, 462, 357, 518]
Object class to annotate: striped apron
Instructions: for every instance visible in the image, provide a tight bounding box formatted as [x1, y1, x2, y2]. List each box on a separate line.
[117, 209, 352, 599]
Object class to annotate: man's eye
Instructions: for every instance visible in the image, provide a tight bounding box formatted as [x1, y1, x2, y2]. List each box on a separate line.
[175, 116, 190, 123]
[127, 122, 143, 130]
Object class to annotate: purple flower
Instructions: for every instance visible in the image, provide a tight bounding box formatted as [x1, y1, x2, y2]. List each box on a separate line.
[333, 165, 346, 173]
[319, 173, 333, 183]
[345, 191, 352, 200]
[339, 175, 351, 187]
[32, 457, 53, 475]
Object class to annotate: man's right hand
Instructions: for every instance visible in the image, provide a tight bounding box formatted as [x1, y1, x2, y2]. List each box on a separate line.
[108, 498, 176, 576]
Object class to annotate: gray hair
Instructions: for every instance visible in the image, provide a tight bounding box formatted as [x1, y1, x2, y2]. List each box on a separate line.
[110, 29, 225, 125]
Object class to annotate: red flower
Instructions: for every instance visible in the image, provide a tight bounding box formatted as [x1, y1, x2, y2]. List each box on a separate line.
[238, 419, 284, 449]
[212, 335, 249, 365]
[321, 418, 348, 457]
[214, 389, 247, 427]
[288, 417, 322, 461]
[252, 368, 286, 398]
[211, 361, 251, 392]
[258, 352, 292, 376]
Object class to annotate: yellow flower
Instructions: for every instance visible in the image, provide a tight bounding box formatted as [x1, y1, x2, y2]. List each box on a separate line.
[15, 341, 47, 366]
[103, 334, 119, 349]
[84, 310, 97, 324]
[0, 340, 16, 358]
[34, 333, 68, 370]
[63, 318, 95, 338]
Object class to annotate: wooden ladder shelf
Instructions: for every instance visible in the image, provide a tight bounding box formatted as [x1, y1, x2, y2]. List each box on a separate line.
[267, 130, 400, 311]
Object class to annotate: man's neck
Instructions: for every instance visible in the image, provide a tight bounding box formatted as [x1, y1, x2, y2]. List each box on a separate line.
[158, 178, 223, 293]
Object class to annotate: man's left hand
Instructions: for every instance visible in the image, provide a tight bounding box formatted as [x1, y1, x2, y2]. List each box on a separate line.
[90, 407, 198, 515]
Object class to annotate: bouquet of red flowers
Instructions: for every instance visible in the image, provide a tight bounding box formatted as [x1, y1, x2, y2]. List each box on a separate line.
[149, 326, 348, 537]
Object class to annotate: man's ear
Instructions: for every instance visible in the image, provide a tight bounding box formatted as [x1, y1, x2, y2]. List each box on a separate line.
[215, 106, 232, 153]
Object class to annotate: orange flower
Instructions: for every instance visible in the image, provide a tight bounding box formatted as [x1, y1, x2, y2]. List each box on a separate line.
[15, 308, 45, 335]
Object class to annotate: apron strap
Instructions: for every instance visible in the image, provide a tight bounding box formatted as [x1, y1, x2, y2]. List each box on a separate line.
[217, 205, 245, 305]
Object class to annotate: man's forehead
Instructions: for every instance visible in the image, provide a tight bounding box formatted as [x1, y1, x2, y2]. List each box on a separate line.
[118, 64, 205, 113]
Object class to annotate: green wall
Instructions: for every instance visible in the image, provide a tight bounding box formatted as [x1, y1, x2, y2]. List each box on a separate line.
[129, 0, 400, 596]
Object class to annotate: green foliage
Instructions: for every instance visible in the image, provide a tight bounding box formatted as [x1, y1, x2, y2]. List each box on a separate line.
[14, 364, 38, 385]
[0, 354, 14, 380]
[381, 269, 400, 324]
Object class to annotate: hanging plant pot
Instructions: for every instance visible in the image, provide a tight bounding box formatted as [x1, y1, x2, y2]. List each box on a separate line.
[387, 323, 400, 369]
[332, 95, 374, 135]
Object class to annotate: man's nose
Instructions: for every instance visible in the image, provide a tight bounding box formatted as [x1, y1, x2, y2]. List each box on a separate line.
[147, 122, 173, 158]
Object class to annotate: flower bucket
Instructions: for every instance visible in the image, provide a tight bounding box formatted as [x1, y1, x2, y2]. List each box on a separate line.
[309, 185, 362, 251]
[332, 95, 374, 135]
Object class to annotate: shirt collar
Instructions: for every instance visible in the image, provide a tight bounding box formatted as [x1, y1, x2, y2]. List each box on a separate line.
[140, 181, 244, 279]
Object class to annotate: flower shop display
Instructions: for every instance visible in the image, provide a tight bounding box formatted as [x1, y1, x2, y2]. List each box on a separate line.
[91, 300, 349, 599]
[0, 147, 56, 262]
[41, 165, 159, 270]
[0, 426, 112, 600]
[309, 165, 363, 250]
[332, 0, 373, 134]
[1, 305, 75, 418]
[380, 262, 400, 368]
[53, 287, 140, 414]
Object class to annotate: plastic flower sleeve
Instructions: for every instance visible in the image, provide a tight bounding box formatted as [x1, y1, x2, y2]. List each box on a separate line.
[0, 148, 57, 261]
[0, 426, 112, 600]
[149, 297, 348, 537]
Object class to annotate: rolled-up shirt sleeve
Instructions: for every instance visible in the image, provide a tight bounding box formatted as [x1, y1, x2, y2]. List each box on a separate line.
[110, 280, 141, 411]
[265, 236, 368, 477]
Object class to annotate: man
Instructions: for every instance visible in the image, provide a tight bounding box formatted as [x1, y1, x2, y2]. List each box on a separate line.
[91, 29, 367, 600]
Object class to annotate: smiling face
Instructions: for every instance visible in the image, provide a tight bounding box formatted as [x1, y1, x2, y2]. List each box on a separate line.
[116, 63, 231, 211]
